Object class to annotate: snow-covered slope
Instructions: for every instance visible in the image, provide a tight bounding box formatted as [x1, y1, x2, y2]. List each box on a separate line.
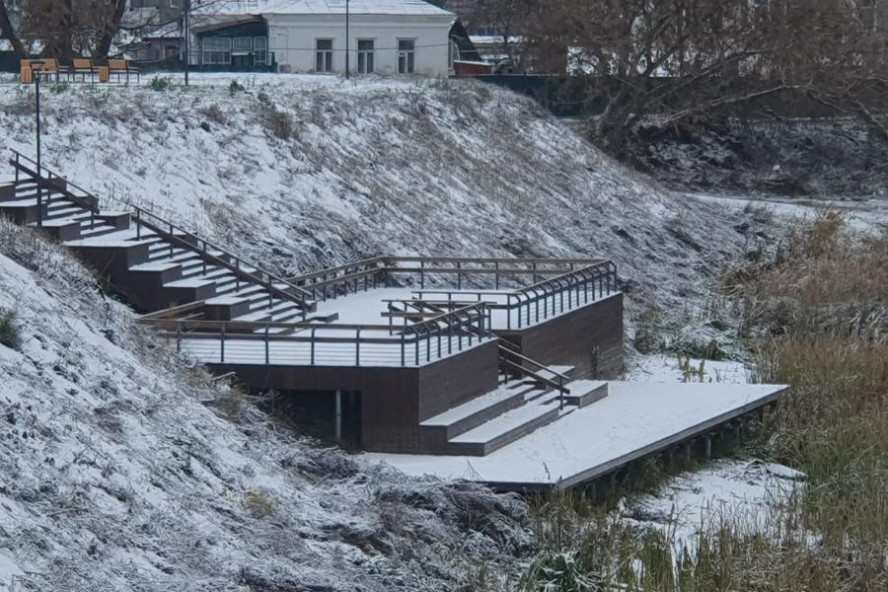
[0, 219, 531, 591]
[0, 74, 774, 315]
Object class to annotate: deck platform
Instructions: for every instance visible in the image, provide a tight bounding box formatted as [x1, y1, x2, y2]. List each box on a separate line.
[365, 381, 787, 491]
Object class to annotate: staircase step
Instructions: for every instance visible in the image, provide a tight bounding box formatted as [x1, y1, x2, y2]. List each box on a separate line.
[236, 301, 302, 323]
[78, 224, 121, 239]
[421, 383, 530, 439]
[148, 249, 197, 263]
[563, 380, 609, 408]
[209, 282, 266, 300]
[447, 396, 567, 456]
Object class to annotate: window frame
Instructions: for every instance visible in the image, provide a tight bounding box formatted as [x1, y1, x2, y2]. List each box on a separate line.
[397, 38, 415, 74]
[253, 36, 268, 66]
[201, 36, 232, 65]
[315, 38, 334, 72]
[357, 39, 374, 74]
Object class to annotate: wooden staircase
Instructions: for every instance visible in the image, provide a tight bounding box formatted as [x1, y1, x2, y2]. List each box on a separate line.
[1, 153, 317, 324]
[420, 358, 609, 456]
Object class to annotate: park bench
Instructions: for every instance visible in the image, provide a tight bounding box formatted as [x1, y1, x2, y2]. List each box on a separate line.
[107, 59, 140, 83]
[19, 58, 67, 84]
[72, 58, 97, 81]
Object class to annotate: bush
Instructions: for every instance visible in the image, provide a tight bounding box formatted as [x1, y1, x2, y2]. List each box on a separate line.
[0, 308, 22, 350]
[199, 103, 228, 125]
[267, 108, 294, 140]
[148, 76, 172, 92]
[229, 79, 245, 96]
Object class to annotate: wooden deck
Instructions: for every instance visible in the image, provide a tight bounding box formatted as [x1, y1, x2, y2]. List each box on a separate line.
[365, 381, 787, 492]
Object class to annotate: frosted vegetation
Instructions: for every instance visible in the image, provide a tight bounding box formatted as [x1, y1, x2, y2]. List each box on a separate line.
[1, 75, 882, 589]
[0, 218, 534, 590]
[0, 74, 775, 320]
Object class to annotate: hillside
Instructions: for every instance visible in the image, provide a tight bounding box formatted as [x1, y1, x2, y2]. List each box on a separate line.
[0, 74, 776, 319]
[0, 218, 532, 591]
[0, 74, 797, 590]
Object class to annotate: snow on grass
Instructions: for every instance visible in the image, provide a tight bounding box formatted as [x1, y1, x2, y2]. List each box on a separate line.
[0, 73, 777, 321]
[0, 221, 531, 590]
[627, 353, 751, 384]
[621, 459, 806, 558]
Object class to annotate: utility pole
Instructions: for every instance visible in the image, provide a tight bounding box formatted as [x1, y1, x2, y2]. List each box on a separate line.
[345, 0, 350, 79]
[183, 0, 191, 86]
[32, 60, 45, 228]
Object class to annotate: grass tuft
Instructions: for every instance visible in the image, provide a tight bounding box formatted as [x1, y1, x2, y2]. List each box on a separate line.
[0, 308, 22, 351]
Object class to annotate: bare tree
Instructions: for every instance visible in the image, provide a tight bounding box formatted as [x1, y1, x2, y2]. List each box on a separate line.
[21, 0, 125, 60]
[525, 0, 888, 155]
[0, 0, 27, 57]
[95, 0, 128, 59]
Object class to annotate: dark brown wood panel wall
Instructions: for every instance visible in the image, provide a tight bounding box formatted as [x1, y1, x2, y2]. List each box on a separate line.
[503, 294, 624, 379]
[209, 340, 499, 454]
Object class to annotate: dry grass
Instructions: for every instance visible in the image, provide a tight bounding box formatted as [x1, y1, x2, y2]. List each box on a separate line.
[521, 213, 888, 590]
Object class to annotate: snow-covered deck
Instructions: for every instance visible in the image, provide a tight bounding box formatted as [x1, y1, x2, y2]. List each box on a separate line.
[309, 285, 618, 332]
[366, 381, 787, 490]
[175, 282, 619, 368]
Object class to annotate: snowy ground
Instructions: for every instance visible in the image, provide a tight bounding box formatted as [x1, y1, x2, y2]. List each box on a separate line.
[622, 459, 805, 557]
[0, 72, 777, 323]
[0, 221, 533, 591]
[0, 73, 814, 588]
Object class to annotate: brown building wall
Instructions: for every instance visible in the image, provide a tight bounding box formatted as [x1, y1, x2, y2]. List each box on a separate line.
[209, 339, 499, 454]
[501, 293, 624, 380]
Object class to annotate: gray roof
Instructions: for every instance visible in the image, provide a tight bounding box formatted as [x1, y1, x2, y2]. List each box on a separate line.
[197, 0, 454, 18]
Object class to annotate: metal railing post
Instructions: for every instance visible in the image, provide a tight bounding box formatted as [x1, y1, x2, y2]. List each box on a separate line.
[401, 331, 406, 366]
[311, 327, 317, 365]
[415, 328, 420, 366]
[265, 326, 270, 364]
[356, 327, 362, 367]
[176, 321, 182, 353]
[220, 323, 226, 363]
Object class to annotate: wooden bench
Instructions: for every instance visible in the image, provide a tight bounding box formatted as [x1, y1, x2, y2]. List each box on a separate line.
[72, 58, 97, 81]
[20, 58, 67, 84]
[107, 59, 139, 83]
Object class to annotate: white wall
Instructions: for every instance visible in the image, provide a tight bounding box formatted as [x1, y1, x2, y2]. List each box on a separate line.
[267, 14, 453, 76]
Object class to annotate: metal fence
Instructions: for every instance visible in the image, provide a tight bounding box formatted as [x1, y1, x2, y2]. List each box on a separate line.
[145, 302, 493, 368]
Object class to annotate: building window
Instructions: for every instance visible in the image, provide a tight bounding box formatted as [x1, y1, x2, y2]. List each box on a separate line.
[398, 39, 415, 74]
[316, 39, 333, 72]
[201, 37, 231, 65]
[233, 37, 253, 52]
[357, 39, 374, 74]
[254, 36, 268, 66]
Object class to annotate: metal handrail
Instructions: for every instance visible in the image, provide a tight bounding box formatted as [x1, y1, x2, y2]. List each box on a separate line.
[133, 206, 316, 313]
[10, 151, 100, 215]
[410, 261, 618, 330]
[143, 302, 494, 368]
[9, 149, 316, 313]
[497, 344, 569, 409]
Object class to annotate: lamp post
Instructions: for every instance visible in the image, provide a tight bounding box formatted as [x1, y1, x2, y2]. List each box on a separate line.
[345, 0, 350, 79]
[31, 59, 45, 227]
[183, 0, 191, 86]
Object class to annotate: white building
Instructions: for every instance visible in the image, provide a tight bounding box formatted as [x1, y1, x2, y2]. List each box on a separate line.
[194, 0, 457, 76]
